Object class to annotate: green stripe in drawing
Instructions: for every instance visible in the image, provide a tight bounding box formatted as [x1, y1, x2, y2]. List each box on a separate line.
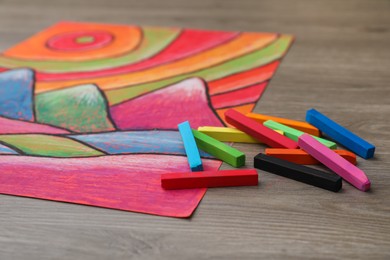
[0, 134, 104, 157]
[107, 35, 293, 105]
[0, 27, 180, 72]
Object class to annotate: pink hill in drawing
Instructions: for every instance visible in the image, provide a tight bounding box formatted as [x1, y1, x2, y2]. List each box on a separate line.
[110, 78, 224, 130]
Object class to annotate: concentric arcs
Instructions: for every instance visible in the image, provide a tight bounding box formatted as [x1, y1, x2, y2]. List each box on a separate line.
[4, 21, 141, 61]
[47, 31, 114, 51]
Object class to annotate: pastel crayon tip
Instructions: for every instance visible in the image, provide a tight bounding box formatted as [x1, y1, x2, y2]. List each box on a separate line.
[361, 180, 371, 192]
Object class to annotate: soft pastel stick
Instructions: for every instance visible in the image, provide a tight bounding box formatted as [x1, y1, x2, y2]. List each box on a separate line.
[246, 112, 320, 136]
[265, 148, 357, 165]
[224, 109, 298, 149]
[306, 109, 375, 159]
[264, 120, 337, 149]
[298, 133, 370, 191]
[197, 126, 283, 143]
[192, 129, 245, 167]
[161, 169, 258, 189]
[254, 153, 342, 192]
[178, 121, 203, 171]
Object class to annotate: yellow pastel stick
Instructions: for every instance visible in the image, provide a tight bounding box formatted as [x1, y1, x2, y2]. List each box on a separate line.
[246, 113, 320, 136]
[197, 126, 283, 143]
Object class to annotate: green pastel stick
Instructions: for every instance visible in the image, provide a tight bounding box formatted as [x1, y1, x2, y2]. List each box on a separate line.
[192, 129, 245, 167]
[264, 120, 337, 149]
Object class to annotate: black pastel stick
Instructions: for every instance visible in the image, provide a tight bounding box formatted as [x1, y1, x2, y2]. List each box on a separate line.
[254, 153, 342, 192]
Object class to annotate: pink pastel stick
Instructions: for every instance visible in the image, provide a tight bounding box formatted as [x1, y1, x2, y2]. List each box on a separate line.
[298, 133, 370, 192]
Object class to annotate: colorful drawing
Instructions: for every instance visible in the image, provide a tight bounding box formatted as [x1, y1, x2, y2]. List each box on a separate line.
[0, 21, 293, 217]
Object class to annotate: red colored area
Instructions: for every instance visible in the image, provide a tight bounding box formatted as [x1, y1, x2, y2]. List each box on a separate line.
[0, 154, 221, 217]
[110, 78, 223, 130]
[210, 81, 268, 109]
[161, 169, 258, 189]
[0, 116, 70, 134]
[224, 109, 298, 149]
[35, 30, 239, 81]
[208, 61, 279, 95]
[47, 31, 113, 51]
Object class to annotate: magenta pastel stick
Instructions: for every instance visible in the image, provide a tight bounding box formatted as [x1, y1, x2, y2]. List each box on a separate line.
[298, 133, 371, 192]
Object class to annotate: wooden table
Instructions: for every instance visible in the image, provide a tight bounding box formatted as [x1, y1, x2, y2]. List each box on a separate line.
[1, 0, 389, 259]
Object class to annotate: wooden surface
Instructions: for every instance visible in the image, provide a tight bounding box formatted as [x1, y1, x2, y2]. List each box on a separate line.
[1, 0, 389, 259]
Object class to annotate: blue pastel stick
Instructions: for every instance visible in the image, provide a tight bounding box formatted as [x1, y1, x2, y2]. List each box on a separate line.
[306, 109, 375, 159]
[178, 121, 203, 171]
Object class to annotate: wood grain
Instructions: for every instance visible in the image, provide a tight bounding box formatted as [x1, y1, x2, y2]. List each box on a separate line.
[0, 0, 389, 259]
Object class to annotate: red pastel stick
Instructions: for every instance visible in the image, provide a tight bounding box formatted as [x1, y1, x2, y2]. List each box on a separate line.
[224, 109, 298, 149]
[161, 169, 258, 189]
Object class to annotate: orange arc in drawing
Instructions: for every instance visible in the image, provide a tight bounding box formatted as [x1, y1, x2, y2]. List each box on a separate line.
[34, 33, 277, 93]
[4, 21, 142, 61]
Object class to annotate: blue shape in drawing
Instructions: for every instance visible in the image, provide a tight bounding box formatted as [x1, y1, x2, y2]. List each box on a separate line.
[0, 68, 35, 121]
[68, 130, 214, 158]
[0, 143, 19, 154]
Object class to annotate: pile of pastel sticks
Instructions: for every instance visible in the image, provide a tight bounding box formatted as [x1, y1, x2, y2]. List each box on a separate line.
[161, 108, 375, 192]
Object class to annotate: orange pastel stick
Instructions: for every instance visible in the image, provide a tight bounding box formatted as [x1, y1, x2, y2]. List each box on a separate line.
[265, 148, 357, 165]
[246, 113, 320, 136]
